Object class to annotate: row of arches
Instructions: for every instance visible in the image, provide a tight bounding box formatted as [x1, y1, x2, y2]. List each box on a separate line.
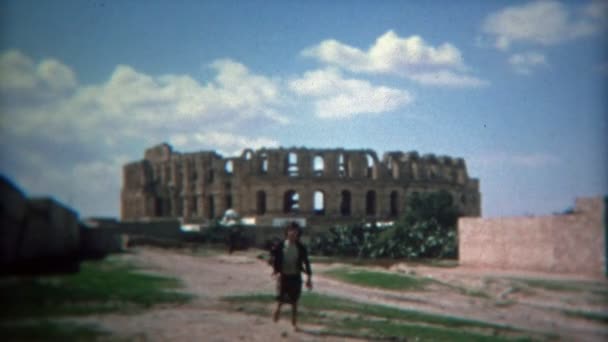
[252, 152, 377, 178]
[221, 152, 465, 183]
[255, 189, 400, 217]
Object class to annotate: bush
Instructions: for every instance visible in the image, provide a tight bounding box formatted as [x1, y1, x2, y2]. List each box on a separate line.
[309, 191, 460, 259]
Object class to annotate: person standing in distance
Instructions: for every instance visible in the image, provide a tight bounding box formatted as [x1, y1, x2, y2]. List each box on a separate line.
[270, 221, 312, 331]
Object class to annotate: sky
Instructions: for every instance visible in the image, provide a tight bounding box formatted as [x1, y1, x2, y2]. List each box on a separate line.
[0, 0, 606, 219]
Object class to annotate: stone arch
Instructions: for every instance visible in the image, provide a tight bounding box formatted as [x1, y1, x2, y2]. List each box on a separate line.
[411, 163, 419, 180]
[256, 190, 266, 215]
[313, 154, 324, 176]
[283, 189, 300, 213]
[259, 152, 268, 174]
[338, 153, 348, 178]
[225, 193, 232, 209]
[365, 151, 379, 179]
[207, 195, 215, 219]
[365, 190, 376, 216]
[313, 190, 326, 215]
[224, 160, 233, 175]
[285, 151, 299, 177]
[241, 149, 254, 160]
[340, 190, 351, 216]
[390, 191, 399, 217]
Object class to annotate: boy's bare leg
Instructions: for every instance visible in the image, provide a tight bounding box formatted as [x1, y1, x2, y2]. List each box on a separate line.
[273, 303, 282, 322]
[291, 302, 298, 330]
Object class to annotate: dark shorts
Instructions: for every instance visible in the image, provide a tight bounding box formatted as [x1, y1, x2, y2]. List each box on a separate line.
[277, 274, 302, 304]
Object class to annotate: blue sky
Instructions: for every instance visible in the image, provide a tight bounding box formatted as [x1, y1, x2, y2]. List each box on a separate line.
[0, 0, 606, 218]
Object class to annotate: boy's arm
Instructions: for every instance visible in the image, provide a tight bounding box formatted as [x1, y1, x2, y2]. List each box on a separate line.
[301, 245, 313, 289]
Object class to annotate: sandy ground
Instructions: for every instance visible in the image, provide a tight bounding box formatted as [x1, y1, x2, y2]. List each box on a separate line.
[77, 247, 608, 341]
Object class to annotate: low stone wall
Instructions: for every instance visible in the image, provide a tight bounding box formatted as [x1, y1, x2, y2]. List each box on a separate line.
[458, 197, 606, 277]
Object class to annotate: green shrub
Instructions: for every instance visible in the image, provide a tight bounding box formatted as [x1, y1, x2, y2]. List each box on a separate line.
[309, 191, 460, 259]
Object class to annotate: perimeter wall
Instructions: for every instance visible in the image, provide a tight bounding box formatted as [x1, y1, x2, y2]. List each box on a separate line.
[458, 197, 606, 277]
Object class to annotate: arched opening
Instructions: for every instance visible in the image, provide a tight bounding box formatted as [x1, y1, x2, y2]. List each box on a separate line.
[365, 190, 376, 216]
[313, 190, 325, 215]
[225, 160, 233, 175]
[260, 153, 268, 174]
[457, 170, 466, 184]
[390, 191, 399, 217]
[207, 195, 215, 219]
[283, 190, 300, 213]
[411, 163, 419, 179]
[313, 155, 324, 176]
[338, 153, 348, 178]
[286, 152, 299, 176]
[365, 154, 374, 178]
[242, 149, 253, 160]
[340, 190, 351, 216]
[225, 194, 232, 209]
[257, 190, 266, 215]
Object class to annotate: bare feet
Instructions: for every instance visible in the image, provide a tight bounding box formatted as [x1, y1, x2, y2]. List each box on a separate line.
[273, 308, 280, 322]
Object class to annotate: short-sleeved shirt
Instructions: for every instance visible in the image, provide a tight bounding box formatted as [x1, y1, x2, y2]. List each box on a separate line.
[281, 240, 299, 275]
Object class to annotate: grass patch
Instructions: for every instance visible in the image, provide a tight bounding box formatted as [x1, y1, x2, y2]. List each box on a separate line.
[0, 258, 192, 319]
[563, 310, 608, 324]
[324, 267, 433, 291]
[511, 278, 602, 293]
[222, 292, 541, 341]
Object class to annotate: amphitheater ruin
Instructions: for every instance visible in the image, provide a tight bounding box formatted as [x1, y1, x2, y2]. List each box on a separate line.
[121, 143, 481, 226]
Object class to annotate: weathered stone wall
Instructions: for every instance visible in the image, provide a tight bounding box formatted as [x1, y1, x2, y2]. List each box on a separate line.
[458, 197, 606, 277]
[121, 143, 481, 225]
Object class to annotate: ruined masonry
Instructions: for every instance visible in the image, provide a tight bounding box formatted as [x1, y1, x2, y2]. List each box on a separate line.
[121, 143, 481, 226]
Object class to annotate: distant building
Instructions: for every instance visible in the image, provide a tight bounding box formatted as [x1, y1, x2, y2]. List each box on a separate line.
[121, 143, 481, 226]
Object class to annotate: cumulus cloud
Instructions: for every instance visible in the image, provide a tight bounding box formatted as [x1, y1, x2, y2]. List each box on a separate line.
[170, 131, 279, 156]
[406, 70, 489, 87]
[508, 51, 548, 75]
[289, 68, 413, 119]
[0, 50, 290, 216]
[482, 0, 607, 50]
[0, 50, 77, 102]
[302, 30, 486, 87]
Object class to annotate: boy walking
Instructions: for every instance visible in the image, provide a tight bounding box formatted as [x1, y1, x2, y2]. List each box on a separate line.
[270, 222, 312, 330]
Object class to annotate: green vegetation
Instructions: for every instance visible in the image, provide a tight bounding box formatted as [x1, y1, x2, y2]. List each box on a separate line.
[324, 267, 433, 290]
[0, 257, 192, 340]
[562, 310, 608, 324]
[309, 190, 460, 259]
[222, 292, 543, 341]
[512, 278, 604, 293]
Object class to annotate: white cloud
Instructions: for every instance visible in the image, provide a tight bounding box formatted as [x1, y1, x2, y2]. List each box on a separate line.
[0, 50, 77, 100]
[302, 30, 485, 87]
[0, 50, 291, 217]
[170, 131, 279, 156]
[483, 0, 606, 50]
[289, 68, 413, 119]
[508, 51, 548, 75]
[0, 50, 289, 143]
[407, 70, 489, 87]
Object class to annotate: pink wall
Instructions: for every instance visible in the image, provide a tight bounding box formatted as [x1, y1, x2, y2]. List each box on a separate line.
[458, 197, 606, 277]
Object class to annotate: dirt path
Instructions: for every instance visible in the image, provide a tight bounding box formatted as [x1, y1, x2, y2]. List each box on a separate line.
[80, 247, 608, 341]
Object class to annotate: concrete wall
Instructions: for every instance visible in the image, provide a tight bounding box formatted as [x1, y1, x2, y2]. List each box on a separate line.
[458, 197, 606, 277]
